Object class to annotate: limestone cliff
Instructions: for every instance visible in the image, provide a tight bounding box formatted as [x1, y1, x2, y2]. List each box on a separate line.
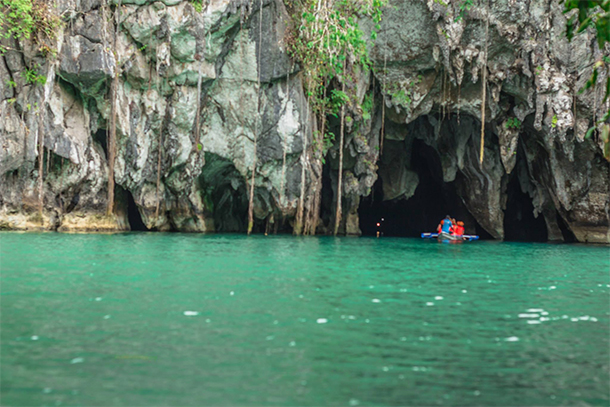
[0, 0, 608, 243]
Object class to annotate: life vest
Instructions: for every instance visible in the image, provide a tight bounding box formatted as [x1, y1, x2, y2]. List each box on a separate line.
[453, 225, 464, 236]
[441, 220, 452, 233]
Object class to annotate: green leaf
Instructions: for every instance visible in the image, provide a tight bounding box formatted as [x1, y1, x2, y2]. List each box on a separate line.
[584, 126, 596, 139]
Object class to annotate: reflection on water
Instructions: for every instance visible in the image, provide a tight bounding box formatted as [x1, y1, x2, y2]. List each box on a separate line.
[1, 233, 609, 406]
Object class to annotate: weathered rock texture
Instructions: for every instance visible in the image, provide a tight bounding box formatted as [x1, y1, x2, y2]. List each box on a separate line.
[1, 0, 608, 243]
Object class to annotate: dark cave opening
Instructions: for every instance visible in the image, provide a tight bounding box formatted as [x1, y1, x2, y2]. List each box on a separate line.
[126, 189, 149, 231]
[93, 129, 108, 159]
[199, 153, 249, 233]
[359, 139, 490, 238]
[503, 155, 548, 242]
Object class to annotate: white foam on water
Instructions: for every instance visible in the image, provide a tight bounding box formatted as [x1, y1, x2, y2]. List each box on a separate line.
[183, 311, 199, 316]
[527, 320, 541, 324]
[540, 317, 550, 321]
[348, 315, 355, 320]
[205, 319, 211, 323]
[95, 297, 102, 301]
[369, 285, 374, 289]
[399, 288, 407, 292]
[273, 320, 279, 325]
[230, 291, 234, 296]
[462, 289, 467, 293]
[518, 313, 539, 318]
[289, 341, 296, 347]
[426, 302, 434, 306]
[527, 308, 544, 312]
[316, 318, 328, 324]
[549, 286, 556, 290]
[103, 315, 111, 319]
[455, 302, 462, 305]
[43, 388, 52, 394]
[504, 336, 519, 342]
[591, 317, 598, 322]
[31, 335, 39, 340]
[382, 366, 389, 372]
[474, 390, 481, 396]
[562, 315, 569, 319]
[400, 337, 407, 341]
[70, 357, 84, 364]
[372, 299, 381, 303]
[266, 336, 274, 341]
[579, 316, 590, 320]
[541, 311, 549, 316]
[435, 296, 444, 300]
[365, 319, 370, 323]
[349, 399, 360, 406]
[571, 318, 579, 322]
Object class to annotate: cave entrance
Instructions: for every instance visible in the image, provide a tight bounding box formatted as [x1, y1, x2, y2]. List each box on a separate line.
[359, 138, 487, 237]
[198, 153, 249, 233]
[503, 153, 548, 242]
[126, 189, 149, 231]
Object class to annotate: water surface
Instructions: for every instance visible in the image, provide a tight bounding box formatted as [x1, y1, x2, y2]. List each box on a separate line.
[1, 233, 609, 406]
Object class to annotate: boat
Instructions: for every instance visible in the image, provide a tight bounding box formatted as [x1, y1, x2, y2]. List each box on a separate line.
[421, 232, 479, 242]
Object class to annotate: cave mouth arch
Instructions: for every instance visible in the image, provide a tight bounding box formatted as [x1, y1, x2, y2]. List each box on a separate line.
[126, 189, 149, 232]
[359, 138, 491, 238]
[502, 144, 548, 242]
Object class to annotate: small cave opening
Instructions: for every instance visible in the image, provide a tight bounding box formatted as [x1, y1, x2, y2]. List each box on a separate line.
[198, 153, 249, 233]
[126, 189, 149, 231]
[503, 155, 548, 242]
[359, 138, 489, 238]
[93, 129, 108, 159]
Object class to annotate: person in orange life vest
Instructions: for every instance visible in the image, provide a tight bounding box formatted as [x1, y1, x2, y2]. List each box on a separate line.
[452, 221, 465, 236]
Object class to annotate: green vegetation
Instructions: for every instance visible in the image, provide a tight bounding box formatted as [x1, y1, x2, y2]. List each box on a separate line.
[288, 0, 386, 235]
[551, 114, 558, 129]
[505, 117, 521, 130]
[454, 0, 473, 22]
[189, 0, 203, 13]
[22, 66, 46, 86]
[0, 0, 61, 55]
[564, 0, 610, 159]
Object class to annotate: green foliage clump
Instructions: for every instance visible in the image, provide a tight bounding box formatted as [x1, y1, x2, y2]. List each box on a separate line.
[361, 93, 373, 121]
[564, 0, 610, 159]
[189, 0, 203, 13]
[288, 0, 386, 153]
[454, 0, 473, 22]
[0, 0, 61, 55]
[22, 66, 46, 86]
[505, 117, 521, 130]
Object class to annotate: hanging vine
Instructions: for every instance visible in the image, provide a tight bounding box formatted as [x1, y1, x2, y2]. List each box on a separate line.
[479, 1, 489, 166]
[288, 0, 386, 235]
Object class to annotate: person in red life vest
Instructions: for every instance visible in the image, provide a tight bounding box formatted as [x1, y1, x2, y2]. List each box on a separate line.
[452, 221, 465, 237]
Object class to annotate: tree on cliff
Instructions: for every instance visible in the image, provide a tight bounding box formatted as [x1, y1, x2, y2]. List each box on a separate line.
[565, 0, 610, 160]
[288, 0, 385, 235]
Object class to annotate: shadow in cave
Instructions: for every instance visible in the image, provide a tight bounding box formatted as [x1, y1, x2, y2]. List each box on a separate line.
[503, 152, 548, 242]
[359, 139, 492, 238]
[126, 189, 149, 231]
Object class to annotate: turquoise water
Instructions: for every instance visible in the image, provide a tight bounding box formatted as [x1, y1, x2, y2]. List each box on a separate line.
[1, 233, 609, 406]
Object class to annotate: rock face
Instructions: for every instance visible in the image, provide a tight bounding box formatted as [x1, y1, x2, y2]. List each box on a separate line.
[0, 0, 608, 243]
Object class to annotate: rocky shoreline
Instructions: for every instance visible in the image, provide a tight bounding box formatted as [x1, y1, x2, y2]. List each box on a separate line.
[1, 0, 608, 243]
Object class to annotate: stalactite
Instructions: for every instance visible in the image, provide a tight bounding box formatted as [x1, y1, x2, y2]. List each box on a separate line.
[45, 146, 50, 176]
[457, 81, 461, 124]
[306, 82, 326, 236]
[279, 65, 290, 206]
[479, 3, 489, 166]
[380, 55, 387, 155]
[247, 0, 264, 235]
[154, 128, 163, 220]
[107, 0, 122, 216]
[37, 96, 46, 221]
[333, 81, 346, 236]
[294, 87, 310, 236]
